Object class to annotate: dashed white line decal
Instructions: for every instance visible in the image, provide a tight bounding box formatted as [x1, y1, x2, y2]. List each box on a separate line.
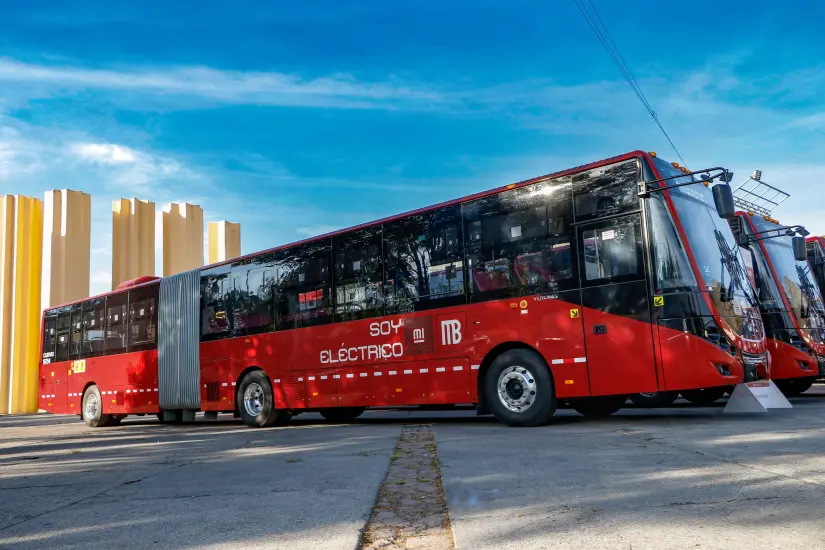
[140, 389, 145, 393]
[274, 379, 281, 383]
[404, 369, 413, 374]
[471, 365, 480, 370]
[420, 368, 428, 374]
[297, 377, 304, 382]
[360, 372, 368, 377]
[333, 375, 341, 379]
[346, 374, 354, 378]
[321, 375, 328, 380]
[221, 382, 228, 387]
[308, 376, 316, 381]
[551, 359, 564, 365]
[436, 367, 446, 372]
[231, 382, 236, 386]
[453, 366, 463, 371]
[389, 371, 397, 375]
[574, 357, 587, 363]
[374, 372, 382, 376]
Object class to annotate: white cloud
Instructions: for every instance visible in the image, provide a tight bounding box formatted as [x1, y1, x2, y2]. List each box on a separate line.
[69, 142, 138, 164]
[0, 57, 446, 111]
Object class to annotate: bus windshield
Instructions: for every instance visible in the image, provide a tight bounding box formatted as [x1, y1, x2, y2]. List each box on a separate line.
[754, 219, 825, 344]
[651, 157, 761, 341]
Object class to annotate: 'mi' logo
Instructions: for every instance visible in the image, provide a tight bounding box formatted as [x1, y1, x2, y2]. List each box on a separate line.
[441, 320, 462, 346]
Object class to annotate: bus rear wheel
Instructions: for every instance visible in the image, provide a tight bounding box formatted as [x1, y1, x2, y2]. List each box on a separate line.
[629, 391, 679, 408]
[320, 407, 365, 423]
[681, 387, 726, 406]
[484, 349, 556, 427]
[81, 385, 113, 428]
[237, 370, 289, 428]
[572, 396, 625, 417]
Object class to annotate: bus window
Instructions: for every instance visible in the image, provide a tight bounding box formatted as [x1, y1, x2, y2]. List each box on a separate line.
[236, 265, 276, 335]
[42, 313, 57, 363]
[105, 293, 128, 354]
[276, 239, 332, 330]
[383, 204, 466, 313]
[201, 270, 231, 339]
[573, 159, 640, 222]
[55, 307, 71, 362]
[81, 298, 105, 358]
[334, 227, 383, 322]
[69, 303, 83, 359]
[463, 178, 575, 302]
[128, 283, 159, 350]
[581, 216, 643, 283]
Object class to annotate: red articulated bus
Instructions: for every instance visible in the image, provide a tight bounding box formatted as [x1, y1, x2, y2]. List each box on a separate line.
[732, 213, 825, 395]
[39, 150, 767, 428]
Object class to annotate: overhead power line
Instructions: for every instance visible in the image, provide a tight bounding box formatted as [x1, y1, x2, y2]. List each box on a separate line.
[571, 0, 687, 166]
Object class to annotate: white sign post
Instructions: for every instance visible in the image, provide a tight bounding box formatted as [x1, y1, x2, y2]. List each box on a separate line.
[723, 380, 792, 414]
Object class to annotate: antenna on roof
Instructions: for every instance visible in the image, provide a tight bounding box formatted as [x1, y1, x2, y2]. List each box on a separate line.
[731, 170, 789, 216]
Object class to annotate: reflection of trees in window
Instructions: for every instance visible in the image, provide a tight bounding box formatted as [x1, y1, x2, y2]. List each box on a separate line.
[201, 271, 231, 338]
[573, 160, 639, 222]
[129, 284, 159, 350]
[648, 195, 696, 291]
[464, 179, 575, 301]
[582, 219, 641, 281]
[384, 205, 465, 313]
[70, 304, 83, 359]
[275, 240, 332, 329]
[334, 227, 383, 321]
[105, 293, 128, 353]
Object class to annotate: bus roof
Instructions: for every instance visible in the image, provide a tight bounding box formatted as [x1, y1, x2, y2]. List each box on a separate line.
[47, 149, 652, 311]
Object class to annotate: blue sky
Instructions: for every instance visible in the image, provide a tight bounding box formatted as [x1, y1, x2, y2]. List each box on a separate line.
[1, 0, 824, 296]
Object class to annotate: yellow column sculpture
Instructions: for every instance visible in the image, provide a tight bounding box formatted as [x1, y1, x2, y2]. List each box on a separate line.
[112, 198, 155, 289]
[207, 221, 241, 264]
[0, 196, 43, 414]
[42, 190, 91, 307]
[162, 202, 204, 276]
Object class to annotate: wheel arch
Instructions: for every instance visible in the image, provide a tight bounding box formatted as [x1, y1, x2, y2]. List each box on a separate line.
[476, 342, 554, 415]
[234, 365, 266, 413]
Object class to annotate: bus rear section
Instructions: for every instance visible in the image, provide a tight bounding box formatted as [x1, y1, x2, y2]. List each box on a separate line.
[38, 279, 161, 427]
[734, 213, 825, 396]
[40, 150, 765, 428]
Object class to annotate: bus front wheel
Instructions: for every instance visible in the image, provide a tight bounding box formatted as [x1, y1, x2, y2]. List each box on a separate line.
[237, 370, 290, 428]
[484, 349, 556, 427]
[81, 385, 114, 428]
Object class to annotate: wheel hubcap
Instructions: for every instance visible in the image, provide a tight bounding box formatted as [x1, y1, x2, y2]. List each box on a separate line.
[84, 392, 99, 420]
[497, 366, 537, 413]
[243, 383, 265, 417]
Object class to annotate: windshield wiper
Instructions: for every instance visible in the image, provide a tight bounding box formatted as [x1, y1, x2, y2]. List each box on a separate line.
[714, 229, 758, 307]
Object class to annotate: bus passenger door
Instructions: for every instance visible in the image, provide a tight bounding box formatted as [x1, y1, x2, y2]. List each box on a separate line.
[576, 213, 658, 396]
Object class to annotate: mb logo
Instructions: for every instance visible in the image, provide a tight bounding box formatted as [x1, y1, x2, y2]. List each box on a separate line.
[441, 319, 462, 346]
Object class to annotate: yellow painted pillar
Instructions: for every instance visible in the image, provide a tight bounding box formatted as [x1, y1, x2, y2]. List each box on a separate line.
[42, 190, 91, 307]
[112, 198, 155, 289]
[0, 196, 43, 414]
[162, 202, 204, 276]
[207, 221, 241, 264]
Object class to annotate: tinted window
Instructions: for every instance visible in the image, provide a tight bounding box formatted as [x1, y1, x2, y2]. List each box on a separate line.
[106, 292, 128, 354]
[81, 298, 105, 358]
[648, 195, 696, 291]
[55, 307, 71, 362]
[229, 260, 276, 336]
[275, 240, 332, 329]
[581, 216, 643, 283]
[383, 205, 466, 313]
[129, 284, 158, 350]
[69, 303, 83, 359]
[334, 227, 384, 321]
[573, 159, 640, 222]
[463, 178, 575, 301]
[42, 314, 57, 362]
[201, 268, 231, 339]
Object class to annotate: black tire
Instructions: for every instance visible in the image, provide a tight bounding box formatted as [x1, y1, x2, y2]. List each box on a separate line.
[572, 396, 625, 417]
[320, 407, 365, 423]
[775, 377, 816, 397]
[681, 386, 726, 406]
[484, 349, 556, 427]
[108, 416, 123, 426]
[81, 385, 113, 428]
[629, 391, 679, 408]
[237, 370, 288, 428]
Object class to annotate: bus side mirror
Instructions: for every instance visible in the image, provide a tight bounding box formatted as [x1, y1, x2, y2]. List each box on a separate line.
[712, 184, 735, 220]
[792, 236, 808, 262]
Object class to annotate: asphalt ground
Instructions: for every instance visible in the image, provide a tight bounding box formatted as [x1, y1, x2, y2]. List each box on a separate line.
[2, 389, 825, 549]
